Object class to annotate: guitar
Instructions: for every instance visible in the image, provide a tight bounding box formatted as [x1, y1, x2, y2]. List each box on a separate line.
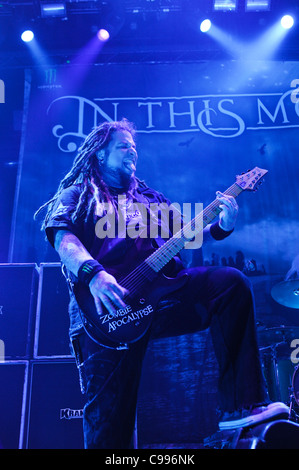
[73, 167, 268, 349]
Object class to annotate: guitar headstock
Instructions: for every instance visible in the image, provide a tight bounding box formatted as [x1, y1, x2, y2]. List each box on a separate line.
[236, 167, 268, 191]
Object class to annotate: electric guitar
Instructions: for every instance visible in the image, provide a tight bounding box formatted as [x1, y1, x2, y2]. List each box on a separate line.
[73, 167, 268, 349]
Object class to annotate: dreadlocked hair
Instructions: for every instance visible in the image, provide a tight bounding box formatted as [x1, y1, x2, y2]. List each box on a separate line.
[34, 118, 139, 231]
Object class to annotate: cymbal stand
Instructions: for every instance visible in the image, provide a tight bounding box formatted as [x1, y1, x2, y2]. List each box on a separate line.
[288, 388, 299, 422]
[270, 343, 283, 403]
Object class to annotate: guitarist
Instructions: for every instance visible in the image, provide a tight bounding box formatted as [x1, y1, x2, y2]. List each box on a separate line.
[36, 119, 288, 448]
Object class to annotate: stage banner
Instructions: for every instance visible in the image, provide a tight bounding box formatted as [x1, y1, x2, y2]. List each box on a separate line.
[10, 61, 299, 285]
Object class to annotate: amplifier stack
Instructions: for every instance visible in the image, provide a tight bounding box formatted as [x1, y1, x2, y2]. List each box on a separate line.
[0, 263, 84, 449]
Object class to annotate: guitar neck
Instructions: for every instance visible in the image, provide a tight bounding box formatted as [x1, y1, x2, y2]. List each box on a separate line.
[145, 182, 243, 273]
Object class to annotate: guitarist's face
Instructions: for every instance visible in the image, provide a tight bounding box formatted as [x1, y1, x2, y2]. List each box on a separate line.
[101, 130, 138, 189]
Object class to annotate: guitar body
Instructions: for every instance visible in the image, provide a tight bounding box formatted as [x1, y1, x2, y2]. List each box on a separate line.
[73, 236, 189, 349]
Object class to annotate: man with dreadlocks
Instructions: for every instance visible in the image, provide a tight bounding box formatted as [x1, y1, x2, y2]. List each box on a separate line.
[37, 118, 288, 449]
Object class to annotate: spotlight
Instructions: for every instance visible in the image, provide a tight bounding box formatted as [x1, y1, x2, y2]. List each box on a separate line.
[200, 19, 212, 33]
[40, 2, 66, 18]
[21, 30, 34, 42]
[281, 15, 294, 30]
[97, 29, 110, 41]
[245, 0, 271, 11]
[213, 1, 237, 12]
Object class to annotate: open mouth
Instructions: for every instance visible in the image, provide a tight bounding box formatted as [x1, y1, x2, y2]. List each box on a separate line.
[123, 160, 136, 172]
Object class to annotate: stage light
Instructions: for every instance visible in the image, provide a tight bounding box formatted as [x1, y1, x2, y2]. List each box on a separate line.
[213, 1, 237, 12]
[281, 15, 294, 30]
[40, 2, 66, 18]
[21, 30, 34, 42]
[200, 19, 212, 33]
[245, 0, 271, 11]
[203, 23, 242, 57]
[97, 29, 110, 41]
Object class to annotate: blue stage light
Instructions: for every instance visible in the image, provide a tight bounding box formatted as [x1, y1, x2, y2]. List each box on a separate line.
[281, 15, 294, 30]
[245, 0, 271, 12]
[97, 29, 110, 41]
[214, 1, 237, 12]
[40, 3, 66, 18]
[21, 30, 34, 42]
[200, 19, 212, 33]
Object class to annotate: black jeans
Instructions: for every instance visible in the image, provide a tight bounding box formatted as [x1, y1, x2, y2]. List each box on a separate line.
[74, 266, 268, 449]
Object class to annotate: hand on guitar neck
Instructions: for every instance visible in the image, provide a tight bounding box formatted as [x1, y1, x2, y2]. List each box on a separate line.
[216, 191, 239, 232]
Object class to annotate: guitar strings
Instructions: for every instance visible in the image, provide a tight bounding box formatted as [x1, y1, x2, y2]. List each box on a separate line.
[119, 184, 242, 295]
[144, 183, 241, 272]
[120, 184, 241, 294]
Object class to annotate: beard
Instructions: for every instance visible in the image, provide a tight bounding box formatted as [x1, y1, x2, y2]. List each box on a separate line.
[101, 162, 135, 192]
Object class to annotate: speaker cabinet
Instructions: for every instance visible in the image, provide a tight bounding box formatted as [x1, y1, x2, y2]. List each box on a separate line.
[25, 360, 85, 449]
[0, 264, 38, 359]
[34, 263, 71, 358]
[0, 361, 29, 449]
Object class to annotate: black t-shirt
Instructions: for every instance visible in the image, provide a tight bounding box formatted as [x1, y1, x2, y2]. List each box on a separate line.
[45, 181, 184, 336]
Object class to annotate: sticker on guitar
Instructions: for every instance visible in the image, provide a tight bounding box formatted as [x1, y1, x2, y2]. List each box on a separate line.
[100, 303, 154, 333]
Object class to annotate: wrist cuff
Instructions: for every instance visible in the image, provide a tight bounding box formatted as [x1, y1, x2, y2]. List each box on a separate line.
[77, 259, 105, 286]
[210, 221, 234, 241]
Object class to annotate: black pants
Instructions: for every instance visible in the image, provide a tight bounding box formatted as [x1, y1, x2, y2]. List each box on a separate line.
[74, 266, 268, 449]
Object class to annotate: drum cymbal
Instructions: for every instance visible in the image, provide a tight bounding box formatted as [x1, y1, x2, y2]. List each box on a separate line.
[271, 280, 299, 309]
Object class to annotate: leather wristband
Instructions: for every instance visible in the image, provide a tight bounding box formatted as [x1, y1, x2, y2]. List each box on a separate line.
[210, 221, 234, 240]
[77, 259, 105, 286]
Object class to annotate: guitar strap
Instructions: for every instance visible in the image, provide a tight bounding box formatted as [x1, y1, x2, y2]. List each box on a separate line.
[61, 263, 75, 294]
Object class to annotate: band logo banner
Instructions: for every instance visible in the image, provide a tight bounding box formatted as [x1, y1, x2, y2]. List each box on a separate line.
[10, 60, 299, 298]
